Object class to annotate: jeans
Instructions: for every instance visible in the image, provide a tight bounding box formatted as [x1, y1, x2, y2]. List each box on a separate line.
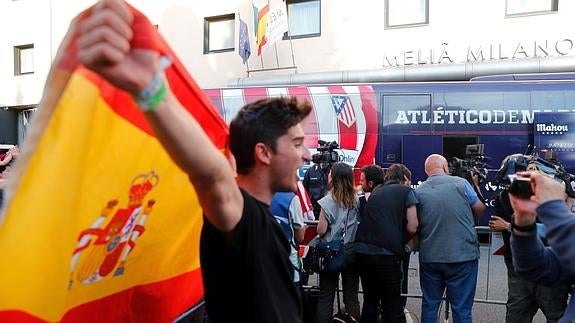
[504, 258, 569, 323]
[315, 263, 360, 323]
[419, 260, 478, 323]
[357, 253, 404, 323]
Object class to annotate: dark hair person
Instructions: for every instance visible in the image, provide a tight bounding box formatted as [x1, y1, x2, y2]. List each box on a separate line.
[315, 162, 361, 322]
[354, 163, 419, 323]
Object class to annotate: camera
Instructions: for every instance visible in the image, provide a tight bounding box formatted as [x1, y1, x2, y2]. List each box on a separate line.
[507, 174, 534, 198]
[312, 140, 339, 165]
[493, 148, 575, 198]
[449, 144, 491, 186]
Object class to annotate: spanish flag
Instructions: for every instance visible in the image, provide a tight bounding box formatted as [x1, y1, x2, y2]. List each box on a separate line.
[0, 3, 227, 323]
[254, 3, 269, 56]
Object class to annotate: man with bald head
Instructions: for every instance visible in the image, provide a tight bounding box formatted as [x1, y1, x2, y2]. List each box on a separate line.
[416, 154, 486, 323]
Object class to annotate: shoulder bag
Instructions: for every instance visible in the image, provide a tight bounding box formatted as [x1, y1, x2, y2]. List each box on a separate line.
[303, 208, 351, 273]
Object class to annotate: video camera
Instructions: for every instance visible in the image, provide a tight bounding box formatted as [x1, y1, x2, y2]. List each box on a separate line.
[312, 140, 339, 165]
[493, 147, 575, 198]
[448, 144, 491, 186]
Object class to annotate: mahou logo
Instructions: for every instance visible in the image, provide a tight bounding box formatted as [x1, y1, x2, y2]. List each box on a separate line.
[536, 123, 569, 134]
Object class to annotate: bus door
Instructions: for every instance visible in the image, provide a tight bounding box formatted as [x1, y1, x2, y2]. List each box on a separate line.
[402, 134, 442, 185]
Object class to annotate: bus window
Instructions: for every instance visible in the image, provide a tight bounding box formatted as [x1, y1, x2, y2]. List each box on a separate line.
[532, 90, 573, 112]
[381, 94, 431, 130]
[381, 94, 431, 167]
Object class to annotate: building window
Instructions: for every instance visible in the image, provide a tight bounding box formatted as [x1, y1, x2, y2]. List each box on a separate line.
[14, 44, 34, 76]
[285, 0, 320, 39]
[385, 0, 428, 28]
[506, 0, 558, 16]
[204, 14, 235, 54]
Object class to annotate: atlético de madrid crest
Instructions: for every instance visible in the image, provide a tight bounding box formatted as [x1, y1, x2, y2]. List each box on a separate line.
[331, 95, 356, 128]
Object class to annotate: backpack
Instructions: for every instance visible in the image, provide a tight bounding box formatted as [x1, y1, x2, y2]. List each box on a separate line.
[331, 311, 357, 323]
[330, 280, 358, 323]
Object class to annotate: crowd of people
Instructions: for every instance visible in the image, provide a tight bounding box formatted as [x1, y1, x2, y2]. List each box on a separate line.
[47, 1, 575, 322]
[295, 156, 573, 323]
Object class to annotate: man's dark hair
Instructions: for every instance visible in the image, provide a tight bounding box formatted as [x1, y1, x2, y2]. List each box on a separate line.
[230, 97, 312, 175]
[384, 163, 412, 183]
[361, 165, 384, 186]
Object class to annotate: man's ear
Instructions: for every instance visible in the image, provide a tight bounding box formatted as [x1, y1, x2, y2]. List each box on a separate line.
[254, 142, 272, 165]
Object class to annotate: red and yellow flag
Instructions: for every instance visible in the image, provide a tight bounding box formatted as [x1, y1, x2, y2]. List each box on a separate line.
[0, 3, 227, 323]
[256, 4, 269, 56]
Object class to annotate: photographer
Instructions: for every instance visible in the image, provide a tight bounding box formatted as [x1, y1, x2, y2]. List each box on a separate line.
[303, 141, 338, 220]
[490, 188, 568, 323]
[448, 145, 489, 205]
[303, 163, 328, 220]
[508, 171, 575, 323]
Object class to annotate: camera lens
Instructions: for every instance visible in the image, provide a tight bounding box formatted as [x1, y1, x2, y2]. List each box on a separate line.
[508, 175, 533, 198]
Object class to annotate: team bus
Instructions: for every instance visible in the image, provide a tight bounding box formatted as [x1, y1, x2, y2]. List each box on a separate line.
[204, 72, 575, 225]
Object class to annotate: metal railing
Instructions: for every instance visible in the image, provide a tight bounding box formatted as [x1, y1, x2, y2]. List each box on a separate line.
[175, 225, 508, 322]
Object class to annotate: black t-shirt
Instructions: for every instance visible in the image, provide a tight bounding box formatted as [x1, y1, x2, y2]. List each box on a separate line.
[356, 181, 412, 256]
[200, 189, 303, 323]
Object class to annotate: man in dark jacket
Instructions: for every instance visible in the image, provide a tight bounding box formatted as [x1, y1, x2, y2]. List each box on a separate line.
[509, 171, 575, 323]
[490, 190, 568, 323]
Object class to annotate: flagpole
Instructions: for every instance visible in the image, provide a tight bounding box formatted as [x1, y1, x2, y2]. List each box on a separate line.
[274, 44, 280, 68]
[246, 58, 251, 77]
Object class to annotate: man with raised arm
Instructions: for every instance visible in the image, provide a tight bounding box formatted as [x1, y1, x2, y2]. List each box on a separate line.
[76, 1, 312, 322]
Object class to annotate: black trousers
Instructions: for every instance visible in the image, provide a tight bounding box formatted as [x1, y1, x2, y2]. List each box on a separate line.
[357, 253, 404, 323]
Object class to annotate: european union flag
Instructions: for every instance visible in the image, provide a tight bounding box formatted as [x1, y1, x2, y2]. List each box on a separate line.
[238, 18, 251, 64]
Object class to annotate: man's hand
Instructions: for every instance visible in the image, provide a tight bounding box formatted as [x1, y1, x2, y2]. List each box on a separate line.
[489, 215, 509, 232]
[76, 0, 158, 96]
[472, 173, 481, 187]
[508, 192, 537, 226]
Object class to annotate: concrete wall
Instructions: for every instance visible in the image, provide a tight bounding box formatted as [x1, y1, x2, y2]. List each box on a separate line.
[1, 0, 574, 106]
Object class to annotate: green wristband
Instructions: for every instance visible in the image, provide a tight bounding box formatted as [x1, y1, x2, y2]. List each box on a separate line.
[145, 81, 167, 112]
[133, 56, 171, 112]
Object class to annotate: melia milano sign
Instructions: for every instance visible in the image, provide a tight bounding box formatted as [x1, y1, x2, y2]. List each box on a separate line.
[384, 37, 575, 67]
